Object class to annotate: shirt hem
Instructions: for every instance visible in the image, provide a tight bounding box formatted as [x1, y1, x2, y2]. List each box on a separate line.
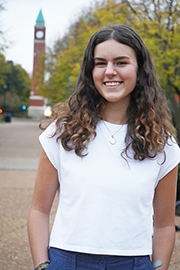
[49, 241, 152, 256]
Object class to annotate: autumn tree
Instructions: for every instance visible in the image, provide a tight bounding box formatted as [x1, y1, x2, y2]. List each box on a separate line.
[124, 0, 180, 142]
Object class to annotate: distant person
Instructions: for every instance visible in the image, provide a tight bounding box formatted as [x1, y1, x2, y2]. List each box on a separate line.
[28, 24, 180, 270]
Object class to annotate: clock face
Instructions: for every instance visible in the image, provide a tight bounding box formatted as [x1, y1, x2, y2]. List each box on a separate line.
[36, 30, 44, 39]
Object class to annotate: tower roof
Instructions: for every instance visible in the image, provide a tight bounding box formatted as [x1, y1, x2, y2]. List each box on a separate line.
[36, 10, 45, 27]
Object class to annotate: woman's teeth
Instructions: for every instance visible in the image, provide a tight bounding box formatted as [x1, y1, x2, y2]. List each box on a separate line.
[104, 82, 121, 86]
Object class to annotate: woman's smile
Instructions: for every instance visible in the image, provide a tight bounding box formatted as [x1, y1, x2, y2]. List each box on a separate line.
[103, 81, 122, 87]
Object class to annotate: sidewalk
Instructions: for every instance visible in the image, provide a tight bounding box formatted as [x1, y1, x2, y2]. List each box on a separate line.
[0, 118, 180, 269]
[0, 119, 57, 269]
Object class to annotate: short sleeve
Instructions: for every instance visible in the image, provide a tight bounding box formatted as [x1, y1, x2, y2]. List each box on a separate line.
[39, 121, 60, 172]
[156, 137, 180, 186]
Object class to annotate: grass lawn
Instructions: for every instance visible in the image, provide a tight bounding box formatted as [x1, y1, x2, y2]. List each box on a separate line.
[0, 116, 4, 123]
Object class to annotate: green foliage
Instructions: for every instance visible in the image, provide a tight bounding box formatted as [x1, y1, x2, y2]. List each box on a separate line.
[0, 60, 31, 115]
[0, 116, 4, 123]
[130, 1, 180, 141]
[0, 53, 10, 87]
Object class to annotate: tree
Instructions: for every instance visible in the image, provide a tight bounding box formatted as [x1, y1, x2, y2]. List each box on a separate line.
[0, 52, 9, 88]
[0, 0, 8, 53]
[0, 61, 31, 114]
[123, 0, 180, 142]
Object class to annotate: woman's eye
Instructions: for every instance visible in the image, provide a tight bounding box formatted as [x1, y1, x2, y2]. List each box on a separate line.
[116, 61, 128, 66]
[95, 62, 106, 67]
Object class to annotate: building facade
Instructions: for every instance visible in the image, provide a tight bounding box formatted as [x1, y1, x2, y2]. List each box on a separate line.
[28, 10, 46, 118]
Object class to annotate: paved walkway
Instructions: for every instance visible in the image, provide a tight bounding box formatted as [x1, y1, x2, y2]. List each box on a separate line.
[0, 118, 179, 269]
[0, 118, 57, 269]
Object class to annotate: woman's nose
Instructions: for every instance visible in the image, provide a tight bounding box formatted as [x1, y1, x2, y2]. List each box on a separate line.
[105, 63, 117, 76]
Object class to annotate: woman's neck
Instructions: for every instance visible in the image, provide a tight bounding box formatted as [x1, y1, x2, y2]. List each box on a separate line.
[101, 102, 128, 125]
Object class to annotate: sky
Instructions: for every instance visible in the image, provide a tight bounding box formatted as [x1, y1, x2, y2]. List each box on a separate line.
[1, 0, 98, 75]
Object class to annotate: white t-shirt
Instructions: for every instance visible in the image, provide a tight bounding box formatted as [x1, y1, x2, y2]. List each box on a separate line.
[39, 120, 180, 256]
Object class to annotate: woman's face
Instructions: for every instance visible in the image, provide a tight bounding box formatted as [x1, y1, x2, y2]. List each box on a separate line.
[92, 39, 138, 107]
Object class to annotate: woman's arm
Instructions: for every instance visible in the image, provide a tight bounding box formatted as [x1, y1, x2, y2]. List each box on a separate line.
[152, 165, 178, 270]
[28, 148, 59, 267]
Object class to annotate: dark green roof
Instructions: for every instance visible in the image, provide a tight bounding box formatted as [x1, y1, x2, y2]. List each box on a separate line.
[36, 10, 45, 26]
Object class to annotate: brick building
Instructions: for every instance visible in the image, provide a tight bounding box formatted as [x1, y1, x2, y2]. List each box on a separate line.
[28, 10, 46, 118]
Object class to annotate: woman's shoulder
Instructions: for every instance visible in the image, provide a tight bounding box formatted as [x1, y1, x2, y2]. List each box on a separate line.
[41, 120, 57, 137]
[40, 119, 66, 144]
[165, 136, 180, 151]
[156, 135, 180, 167]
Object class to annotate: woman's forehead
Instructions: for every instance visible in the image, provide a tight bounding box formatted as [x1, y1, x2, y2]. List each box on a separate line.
[94, 40, 136, 59]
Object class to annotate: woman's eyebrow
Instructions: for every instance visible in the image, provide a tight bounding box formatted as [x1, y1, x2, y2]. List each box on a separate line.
[114, 56, 130, 61]
[94, 56, 130, 61]
[94, 57, 106, 61]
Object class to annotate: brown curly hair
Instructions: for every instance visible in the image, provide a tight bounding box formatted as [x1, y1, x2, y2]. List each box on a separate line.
[45, 24, 176, 160]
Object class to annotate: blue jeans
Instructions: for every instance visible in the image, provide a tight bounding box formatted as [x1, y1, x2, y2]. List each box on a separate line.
[46, 247, 155, 270]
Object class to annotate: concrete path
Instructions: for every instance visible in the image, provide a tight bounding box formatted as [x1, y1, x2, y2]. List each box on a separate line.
[0, 118, 57, 269]
[0, 118, 179, 269]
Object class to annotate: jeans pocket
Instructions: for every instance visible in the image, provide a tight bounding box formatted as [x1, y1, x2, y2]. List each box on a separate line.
[133, 256, 155, 270]
[45, 258, 59, 270]
[48, 247, 76, 270]
[147, 259, 155, 270]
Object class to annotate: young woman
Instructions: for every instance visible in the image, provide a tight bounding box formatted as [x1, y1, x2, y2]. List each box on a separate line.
[28, 24, 180, 270]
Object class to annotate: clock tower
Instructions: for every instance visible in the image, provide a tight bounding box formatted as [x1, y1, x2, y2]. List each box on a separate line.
[28, 10, 46, 118]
